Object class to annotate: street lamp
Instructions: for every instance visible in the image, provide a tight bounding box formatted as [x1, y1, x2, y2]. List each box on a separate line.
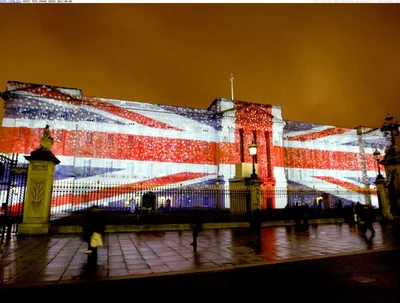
[380, 113, 400, 146]
[249, 141, 258, 179]
[373, 149, 382, 177]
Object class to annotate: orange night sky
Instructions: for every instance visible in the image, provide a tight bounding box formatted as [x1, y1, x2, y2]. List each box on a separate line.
[0, 4, 399, 134]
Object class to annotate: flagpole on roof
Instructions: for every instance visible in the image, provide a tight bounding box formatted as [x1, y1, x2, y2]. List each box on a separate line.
[230, 74, 234, 101]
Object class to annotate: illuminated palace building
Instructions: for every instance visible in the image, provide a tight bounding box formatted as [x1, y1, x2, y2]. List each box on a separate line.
[0, 81, 391, 210]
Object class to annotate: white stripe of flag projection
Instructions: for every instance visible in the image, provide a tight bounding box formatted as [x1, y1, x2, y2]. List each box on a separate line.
[0, 81, 391, 215]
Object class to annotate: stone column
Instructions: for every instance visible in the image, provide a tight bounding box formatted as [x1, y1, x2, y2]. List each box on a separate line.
[380, 145, 400, 216]
[19, 125, 60, 235]
[215, 176, 224, 210]
[229, 178, 248, 213]
[375, 174, 393, 221]
[248, 178, 262, 212]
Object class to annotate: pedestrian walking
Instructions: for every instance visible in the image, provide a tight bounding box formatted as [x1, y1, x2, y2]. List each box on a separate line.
[82, 205, 106, 266]
[294, 203, 302, 230]
[250, 209, 263, 248]
[191, 207, 203, 252]
[360, 205, 376, 236]
[354, 201, 363, 224]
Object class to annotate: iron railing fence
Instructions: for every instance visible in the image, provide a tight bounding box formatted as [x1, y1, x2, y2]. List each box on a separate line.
[265, 187, 377, 209]
[51, 181, 250, 216]
[50, 180, 378, 218]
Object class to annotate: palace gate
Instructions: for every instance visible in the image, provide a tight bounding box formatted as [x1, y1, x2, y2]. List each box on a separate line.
[0, 153, 28, 242]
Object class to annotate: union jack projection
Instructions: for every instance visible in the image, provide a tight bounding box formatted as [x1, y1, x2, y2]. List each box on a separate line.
[0, 81, 391, 214]
[283, 120, 390, 207]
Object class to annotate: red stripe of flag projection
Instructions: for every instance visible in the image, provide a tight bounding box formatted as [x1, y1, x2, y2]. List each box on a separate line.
[0, 81, 391, 214]
[51, 172, 212, 209]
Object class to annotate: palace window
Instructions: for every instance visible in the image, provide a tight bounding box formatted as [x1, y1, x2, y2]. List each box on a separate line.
[265, 131, 272, 177]
[239, 129, 244, 163]
[107, 134, 114, 145]
[128, 135, 134, 146]
[19, 127, 26, 139]
[56, 129, 64, 142]
[57, 113, 66, 119]
[83, 159, 91, 177]
[105, 160, 113, 176]
[86, 132, 93, 144]
[128, 162, 135, 178]
[147, 163, 153, 178]
[167, 163, 173, 176]
[252, 130, 258, 163]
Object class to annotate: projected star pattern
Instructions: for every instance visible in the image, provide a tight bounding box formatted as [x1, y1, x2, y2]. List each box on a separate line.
[0, 81, 391, 213]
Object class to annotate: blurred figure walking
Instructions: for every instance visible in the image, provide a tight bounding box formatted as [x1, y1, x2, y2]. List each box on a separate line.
[83, 205, 106, 266]
[191, 207, 203, 252]
[354, 201, 363, 224]
[360, 205, 376, 236]
[250, 209, 263, 248]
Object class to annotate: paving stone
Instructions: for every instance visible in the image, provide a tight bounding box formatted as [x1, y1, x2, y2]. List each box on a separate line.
[0, 222, 399, 287]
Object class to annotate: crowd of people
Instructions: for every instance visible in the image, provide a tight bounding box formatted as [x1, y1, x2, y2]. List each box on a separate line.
[283, 199, 377, 233]
[80, 199, 378, 275]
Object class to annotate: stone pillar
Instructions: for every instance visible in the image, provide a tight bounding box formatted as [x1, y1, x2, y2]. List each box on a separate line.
[19, 125, 60, 235]
[375, 174, 393, 221]
[321, 193, 331, 210]
[229, 178, 248, 213]
[248, 178, 262, 212]
[380, 145, 400, 215]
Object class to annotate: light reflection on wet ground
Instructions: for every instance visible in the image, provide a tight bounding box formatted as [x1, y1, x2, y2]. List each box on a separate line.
[1, 222, 399, 285]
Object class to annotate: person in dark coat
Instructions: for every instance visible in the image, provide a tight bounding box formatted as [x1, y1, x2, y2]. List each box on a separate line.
[250, 209, 263, 247]
[301, 202, 309, 227]
[294, 203, 302, 229]
[355, 202, 363, 224]
[83, 205, 106, 262]
[360, 205, 376, 236]
[191, 207, 203, 252]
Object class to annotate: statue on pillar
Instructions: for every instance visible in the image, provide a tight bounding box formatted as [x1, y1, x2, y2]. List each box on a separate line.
[25, 125, 59, 164]
[39, 125, 54, 151]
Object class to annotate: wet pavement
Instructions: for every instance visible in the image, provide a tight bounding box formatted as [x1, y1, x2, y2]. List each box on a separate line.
[1, 222, 399, 288]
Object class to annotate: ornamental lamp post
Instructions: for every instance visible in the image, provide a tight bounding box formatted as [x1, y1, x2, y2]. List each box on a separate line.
[380, 113, 400, 146]
[249, 141, 258, 179]
[372, 148, 392, 219]
[373, 149, 382, 177]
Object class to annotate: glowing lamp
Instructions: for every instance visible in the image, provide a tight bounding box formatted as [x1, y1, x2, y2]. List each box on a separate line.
[249, 142, 257, 156]
[373, 149, 382, 176]
[249, 141, 258, 179]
